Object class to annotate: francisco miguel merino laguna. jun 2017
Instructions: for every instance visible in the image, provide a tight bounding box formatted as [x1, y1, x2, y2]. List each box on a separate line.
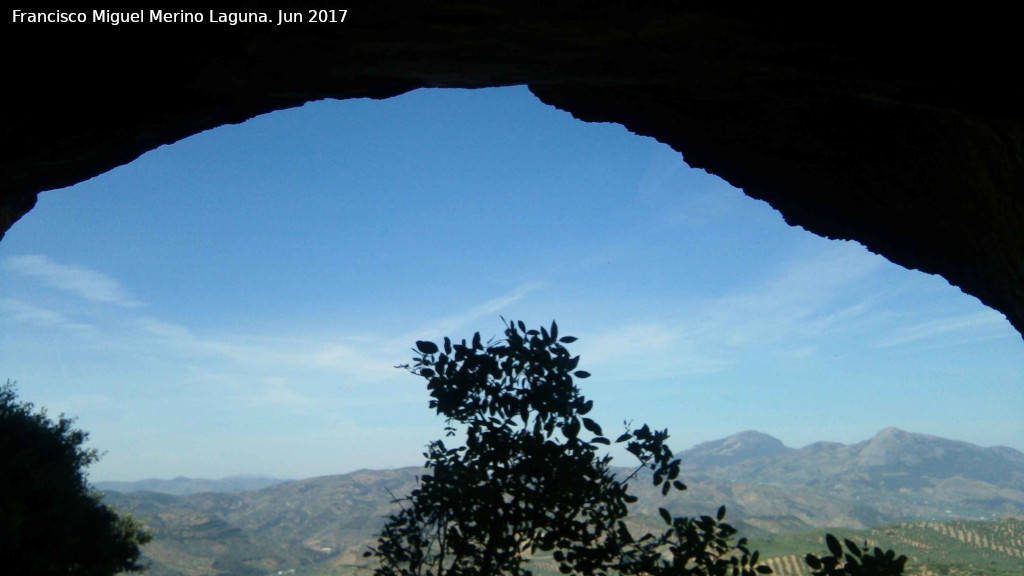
[11, 9, 347, 25]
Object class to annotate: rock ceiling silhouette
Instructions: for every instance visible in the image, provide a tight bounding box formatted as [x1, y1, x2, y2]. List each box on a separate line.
[3, 5, 1021, 336]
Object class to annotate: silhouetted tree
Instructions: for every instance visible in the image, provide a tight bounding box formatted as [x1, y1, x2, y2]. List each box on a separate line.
[0, 380, 151, 575]
[805, 535, 907, 576]
[366, 320, 770, 576]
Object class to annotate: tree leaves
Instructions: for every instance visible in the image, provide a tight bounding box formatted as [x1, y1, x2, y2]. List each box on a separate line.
[659, 507, 672, 525]
[826, 534, 843, 558]
[563, 417, 582, 439]
[844, 539, 861, 557]
[415, 340, 438, 355]
[805, 533, 907, 576]
[1, 380, 152, 574]
[369, 321, 788, 576]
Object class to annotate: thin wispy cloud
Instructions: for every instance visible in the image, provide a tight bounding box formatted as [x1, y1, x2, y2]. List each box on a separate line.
[2, 255, 144, 308]
[134, 316, 395, 382]
[305, 341, 398, 378]
[0, 298, 94, 332]
[137, 317, 198, 344]
[408, 281, 544, 340]
[682, 244, 882, 347]
[574, 244, 885, 382]
[246, 377, 319, 410]
[101, 284, 550, 391]
[576, 323, 726, 380]
[877, 310, 1010, 348]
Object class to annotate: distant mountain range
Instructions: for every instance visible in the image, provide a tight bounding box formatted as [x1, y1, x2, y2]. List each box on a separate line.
[100, 428, 1024, 576]
[681, 427, 1024, 488]
[669, 427, 1024, 526]
[95, 474, 289, 496]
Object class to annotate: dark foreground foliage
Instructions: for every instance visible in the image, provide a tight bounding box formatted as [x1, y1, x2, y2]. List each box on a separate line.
[366, 320, 771, 576]
[805, 534, 908, 576]
[0, 380, 151, 575]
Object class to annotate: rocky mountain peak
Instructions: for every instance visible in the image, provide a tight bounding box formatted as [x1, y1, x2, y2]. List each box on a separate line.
[873, 426, 908, 440]
[682, 430, 791, 467]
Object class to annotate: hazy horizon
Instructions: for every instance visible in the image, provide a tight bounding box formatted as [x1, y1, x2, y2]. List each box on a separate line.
[88, 425, 1020, 484]
[2, 87, 1021, 482]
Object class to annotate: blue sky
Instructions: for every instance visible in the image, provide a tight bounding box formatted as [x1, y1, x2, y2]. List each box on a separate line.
[1, 86, 1021, 481]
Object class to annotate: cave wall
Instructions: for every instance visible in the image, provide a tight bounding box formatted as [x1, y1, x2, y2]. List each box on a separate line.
[3, 3, 1021, 336]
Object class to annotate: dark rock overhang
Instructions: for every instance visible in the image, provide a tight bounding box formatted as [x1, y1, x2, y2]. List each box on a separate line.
[3, 4, 1021, 336]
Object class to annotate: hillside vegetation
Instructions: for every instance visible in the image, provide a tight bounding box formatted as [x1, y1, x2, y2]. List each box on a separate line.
[752, 518, 1024, 576]
[100, 428, 1024, 576]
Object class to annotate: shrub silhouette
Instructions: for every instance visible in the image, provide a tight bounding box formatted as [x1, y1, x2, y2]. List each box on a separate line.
[0, 380, 151, 575]
[366, 320, 770, 576]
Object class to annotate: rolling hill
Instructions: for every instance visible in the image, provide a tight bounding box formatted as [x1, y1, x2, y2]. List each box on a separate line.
[100, 428, 1024, 576]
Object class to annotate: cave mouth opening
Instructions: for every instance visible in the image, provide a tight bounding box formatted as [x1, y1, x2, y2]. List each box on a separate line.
[0, 86, 1020, 482]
